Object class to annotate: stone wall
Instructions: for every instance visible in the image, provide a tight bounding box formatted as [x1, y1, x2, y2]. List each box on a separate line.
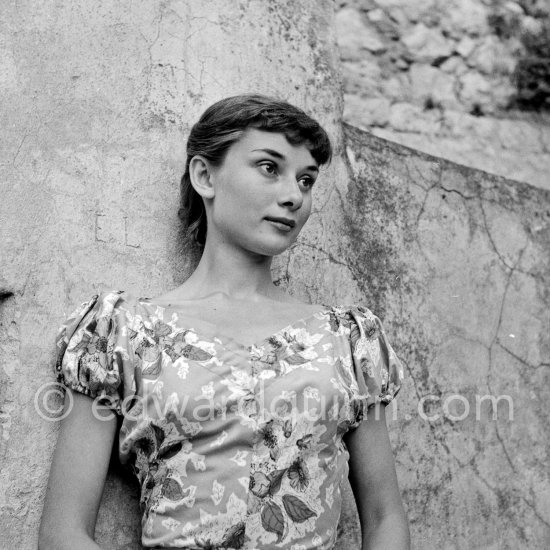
[0, 1, 350, 548]
[342, 123, 550, 548]
[1, 1, 550, 549]
[337, 0, 550, 191]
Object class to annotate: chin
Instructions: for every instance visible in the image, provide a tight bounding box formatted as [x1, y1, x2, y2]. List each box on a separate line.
[247, 236, 296, 257]
[253, 244, 292, 257]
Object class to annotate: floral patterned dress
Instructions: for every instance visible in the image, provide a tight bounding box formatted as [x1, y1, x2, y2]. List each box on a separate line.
[54, 289, 404, 549]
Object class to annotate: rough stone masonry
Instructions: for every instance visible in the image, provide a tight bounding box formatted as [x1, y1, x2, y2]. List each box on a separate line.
[336, 0, 550, 191]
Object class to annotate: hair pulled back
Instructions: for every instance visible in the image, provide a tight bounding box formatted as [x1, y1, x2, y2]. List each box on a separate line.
[179, 94, 333, 247]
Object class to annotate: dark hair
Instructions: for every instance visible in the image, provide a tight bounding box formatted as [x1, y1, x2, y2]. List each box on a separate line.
[178, 94, 333, 247]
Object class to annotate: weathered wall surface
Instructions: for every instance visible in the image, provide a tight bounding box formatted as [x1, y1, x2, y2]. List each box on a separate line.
[1, 1, 550, 549]
[0, 1, 355, 548]
[336, 0, 550, 191]
[342, 123, 550, 549]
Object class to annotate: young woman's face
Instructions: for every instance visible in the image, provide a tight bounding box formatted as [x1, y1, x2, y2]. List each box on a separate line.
[206, 128, 320, 256]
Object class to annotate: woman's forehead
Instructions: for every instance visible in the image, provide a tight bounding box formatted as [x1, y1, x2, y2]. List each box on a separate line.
[233, 128, 317, 166]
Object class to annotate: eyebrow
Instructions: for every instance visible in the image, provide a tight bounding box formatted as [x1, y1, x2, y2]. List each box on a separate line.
[251, 148, 319, 172]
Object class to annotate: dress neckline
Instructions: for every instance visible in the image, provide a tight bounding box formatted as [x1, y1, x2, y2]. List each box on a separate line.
[137, 298, 335, 351]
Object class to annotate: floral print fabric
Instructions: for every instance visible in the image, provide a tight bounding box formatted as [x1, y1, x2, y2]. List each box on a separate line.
[54, 289, 404, 549]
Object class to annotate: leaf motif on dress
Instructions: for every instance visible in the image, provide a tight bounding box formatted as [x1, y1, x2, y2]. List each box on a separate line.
[157, 440, 183, 461]
[153, 319, 173, 337]
[247, 492, 263, 514]
[151, 423, 166, 448]
[141, 343, 161, 363]
[164, 330, 192, 362]
[273, 343, 291, 361]
[287, 457, 310, 491]
[182, 344, 213, 361]
[220, 521, 246, 549]
[285, 353, 309, 365]
[261, 500, 285, 542]
[281, 494, 316, 523]
[268, 468, 287, 496]
[249, 471, 271, 498]
[161, 476, 184, 501]
[142, 357, 162, 378]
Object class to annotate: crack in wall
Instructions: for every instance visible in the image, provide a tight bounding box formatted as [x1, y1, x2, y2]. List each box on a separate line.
[497, 341, 550, 371]
[479, 198, 530, 273]
[343, 123, 550, 544]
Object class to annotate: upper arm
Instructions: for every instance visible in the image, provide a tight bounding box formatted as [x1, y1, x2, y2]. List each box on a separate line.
[39, 392, 118, 546]
[40, 290, 133, 548]
[344, 404, 406, 537]
[342, 304, 409, 547]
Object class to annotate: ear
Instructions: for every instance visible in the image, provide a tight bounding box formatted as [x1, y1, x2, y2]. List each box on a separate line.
[189, 155, 216, 199]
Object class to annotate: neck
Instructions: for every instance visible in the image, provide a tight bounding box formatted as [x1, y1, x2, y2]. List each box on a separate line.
[182, 234, 281, 302]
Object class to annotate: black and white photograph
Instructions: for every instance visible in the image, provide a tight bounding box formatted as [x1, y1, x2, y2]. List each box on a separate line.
[0, 1, 549, 549]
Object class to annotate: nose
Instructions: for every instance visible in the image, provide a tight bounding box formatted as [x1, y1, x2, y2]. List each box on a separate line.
[277, 175, 303, 210]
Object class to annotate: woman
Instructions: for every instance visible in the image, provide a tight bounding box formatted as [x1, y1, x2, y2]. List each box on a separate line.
[39, 94, 410, 549]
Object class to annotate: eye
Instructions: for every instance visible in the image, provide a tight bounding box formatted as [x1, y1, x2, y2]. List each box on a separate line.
[258, 161, 277, 176]
[298, 175, 316, 189]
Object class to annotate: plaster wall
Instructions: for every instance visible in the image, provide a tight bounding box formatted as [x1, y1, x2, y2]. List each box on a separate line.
[0, 1, 354, 548]
[1, 1, 549, 549]
[343, 123, 550, 549]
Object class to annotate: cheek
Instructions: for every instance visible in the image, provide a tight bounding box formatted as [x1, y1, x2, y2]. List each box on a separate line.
[298, 195, 313, 222]
[228, 183, 271, 215]
[217, 168, 262, 203]
[212, 183, 262, 227]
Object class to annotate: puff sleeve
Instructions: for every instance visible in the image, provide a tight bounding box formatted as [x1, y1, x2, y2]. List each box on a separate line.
[54, 289, 135, 416]
[348, 305, 404, 411]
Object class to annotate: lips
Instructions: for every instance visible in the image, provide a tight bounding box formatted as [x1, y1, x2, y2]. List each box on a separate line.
[265, 216, 296, 228]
